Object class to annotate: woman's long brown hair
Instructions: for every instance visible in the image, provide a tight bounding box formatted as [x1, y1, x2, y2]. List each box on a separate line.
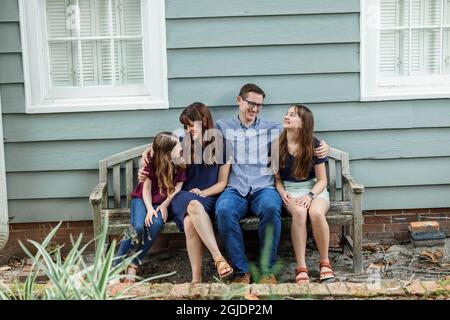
[152, 131, 183, 195]
[179, 102, 216, 165]
[279, 105, 315, 180]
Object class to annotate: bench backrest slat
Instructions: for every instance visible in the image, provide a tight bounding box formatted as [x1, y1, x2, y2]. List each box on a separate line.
[329, 147, 350, 201]
[327, 158, 337, 200]
[99, 160, 108, 209]
[125, 160, 134, 207]
[113, 165, 121, 208]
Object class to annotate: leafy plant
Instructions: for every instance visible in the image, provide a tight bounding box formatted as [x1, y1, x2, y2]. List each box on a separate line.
[249, 225, 283, 283]
[0, 217, 176, 300]
[220, 225, 284, 300]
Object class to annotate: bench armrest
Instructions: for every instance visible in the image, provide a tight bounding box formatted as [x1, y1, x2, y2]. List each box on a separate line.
[89, 182, 107, 205]
[342, 174, 364, 194]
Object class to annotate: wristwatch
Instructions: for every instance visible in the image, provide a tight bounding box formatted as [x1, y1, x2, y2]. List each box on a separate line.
[307, 191, 316, 199]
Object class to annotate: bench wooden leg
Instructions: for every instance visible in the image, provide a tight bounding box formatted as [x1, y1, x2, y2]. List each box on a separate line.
[92, 203, 102, 252]
[351, 193, 363, 273]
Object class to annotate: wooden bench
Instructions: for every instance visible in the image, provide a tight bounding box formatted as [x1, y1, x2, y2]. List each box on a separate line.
[89, 145, 364, 272]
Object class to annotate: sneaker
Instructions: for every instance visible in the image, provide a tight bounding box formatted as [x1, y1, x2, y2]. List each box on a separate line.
[232, 272, 251, 284]
[259, 274, 277, 284]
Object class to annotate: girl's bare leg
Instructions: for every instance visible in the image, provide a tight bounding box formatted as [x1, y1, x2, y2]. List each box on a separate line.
[286, 201, 308, 282]
[308, 199, 332, 274]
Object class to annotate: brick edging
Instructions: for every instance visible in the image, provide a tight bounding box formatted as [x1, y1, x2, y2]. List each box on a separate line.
[108, 280, 450, 299]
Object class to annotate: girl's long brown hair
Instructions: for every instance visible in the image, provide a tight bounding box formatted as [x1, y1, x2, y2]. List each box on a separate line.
[179, 102, 216, 165]
[153, 131, 183, 195]
[279, 105, 315, 180]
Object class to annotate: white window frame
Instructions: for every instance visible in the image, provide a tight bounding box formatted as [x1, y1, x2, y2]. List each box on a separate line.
[19, 0, 168, 113]
[361, 0, 450, 101]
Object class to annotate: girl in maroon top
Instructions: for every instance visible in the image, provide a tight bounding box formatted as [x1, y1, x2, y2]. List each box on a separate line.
[114, 132, 186, 283]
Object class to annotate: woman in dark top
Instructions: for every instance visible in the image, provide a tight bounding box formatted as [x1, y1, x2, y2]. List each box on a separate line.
[141, 102, 233, 283]
[274, 105, 334, 284]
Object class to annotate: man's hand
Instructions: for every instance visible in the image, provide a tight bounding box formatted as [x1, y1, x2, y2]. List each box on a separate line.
[315, 140, 329, 159]
[138, 167, 149, 182]
[140, 145, 154, 167]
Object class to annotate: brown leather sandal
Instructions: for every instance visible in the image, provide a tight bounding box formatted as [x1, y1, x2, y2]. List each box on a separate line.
[295, 267, 310, 284]
[214, 256, 234, 281]
[319, 261, 335, 282]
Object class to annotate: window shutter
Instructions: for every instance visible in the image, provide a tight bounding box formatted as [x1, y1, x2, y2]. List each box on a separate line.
[123, 40, 144, 84]
[46, 0, 69, 38]
[422, 0, 441, 74]
[49, 42, 74, 86]
[380, 0, 444, 76]
[47, 0, 73, 86]
[446, 0, 450, 73]
[97, 0, 118, 36]
[121, 0, 143, 84]
[97, 0, 144, 85]
[79, 0, 97, 85]
[96, 0, 120, 84]
[399, 0, 421, 75]
[122, 0, 141, 35]
[46, 0, 144, 88]
[380, 0, 400, 76]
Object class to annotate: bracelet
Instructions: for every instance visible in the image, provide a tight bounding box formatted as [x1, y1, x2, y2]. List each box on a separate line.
[307, 191, 316, 199]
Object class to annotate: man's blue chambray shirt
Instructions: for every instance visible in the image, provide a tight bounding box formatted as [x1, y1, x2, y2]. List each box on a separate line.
[215, 115, 282, 197]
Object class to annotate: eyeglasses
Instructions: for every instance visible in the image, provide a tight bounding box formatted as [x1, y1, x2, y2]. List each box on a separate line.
[242, 97, 263, 110]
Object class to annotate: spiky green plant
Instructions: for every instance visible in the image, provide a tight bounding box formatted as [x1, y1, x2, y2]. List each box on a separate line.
[221, 225, 284, 300]
[249, 224, 283, 283]
[0, 217, 176, 300]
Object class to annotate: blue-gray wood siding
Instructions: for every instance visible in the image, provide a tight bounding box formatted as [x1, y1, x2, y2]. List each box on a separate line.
[1, 0, 449, 223]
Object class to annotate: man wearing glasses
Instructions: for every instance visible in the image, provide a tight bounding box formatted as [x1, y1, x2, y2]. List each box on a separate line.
[215, 83, 329, 284]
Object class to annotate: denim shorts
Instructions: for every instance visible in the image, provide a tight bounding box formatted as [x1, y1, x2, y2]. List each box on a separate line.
[284, 179, 330, 204]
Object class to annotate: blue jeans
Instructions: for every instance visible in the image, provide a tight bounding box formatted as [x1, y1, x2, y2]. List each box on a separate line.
[215, 188, 282, 275]
[114, 198, 164, 266]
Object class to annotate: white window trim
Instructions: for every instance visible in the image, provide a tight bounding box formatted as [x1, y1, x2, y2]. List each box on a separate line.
[360, 0, 450, 101]
[19, 0, 169, 113]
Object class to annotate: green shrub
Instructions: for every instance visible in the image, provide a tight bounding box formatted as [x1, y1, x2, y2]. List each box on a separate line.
[0, 217, 175, 300]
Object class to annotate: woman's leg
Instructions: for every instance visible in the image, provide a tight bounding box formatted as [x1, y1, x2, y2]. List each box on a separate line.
[184, 215, 204, 283]
[187, 200, 221, 260]
[187, 200, 232, 277]
[308, 199, 332, 274]
[286, 201, 308, 281]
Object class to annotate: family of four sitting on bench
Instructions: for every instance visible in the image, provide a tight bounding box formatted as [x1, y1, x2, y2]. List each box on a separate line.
[112, 83, 334, 285]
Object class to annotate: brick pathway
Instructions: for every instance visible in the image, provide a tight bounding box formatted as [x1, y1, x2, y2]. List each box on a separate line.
[108, 279, 450, 299]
